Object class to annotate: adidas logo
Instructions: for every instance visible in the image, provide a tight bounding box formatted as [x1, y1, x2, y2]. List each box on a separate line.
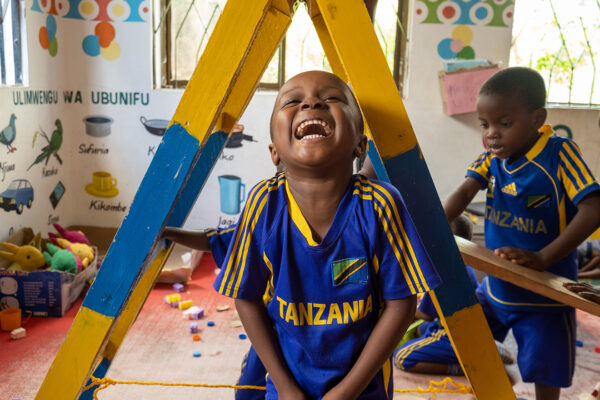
[501, 182, 517, 196]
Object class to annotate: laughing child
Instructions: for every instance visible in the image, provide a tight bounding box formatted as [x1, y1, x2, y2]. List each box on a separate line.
[213, 70, 441, 399]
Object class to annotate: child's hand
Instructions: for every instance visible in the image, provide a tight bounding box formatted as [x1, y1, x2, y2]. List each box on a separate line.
[579, 255, 600, 278]
[494, 247, 546, 271]
[563, 281, 600, 304]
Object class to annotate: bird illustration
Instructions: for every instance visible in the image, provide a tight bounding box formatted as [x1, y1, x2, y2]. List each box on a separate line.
[0, 113, 17, 153]
[28, 119, 63, 170]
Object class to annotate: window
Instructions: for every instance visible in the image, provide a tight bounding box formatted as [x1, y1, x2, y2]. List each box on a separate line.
[0, 0, 28, 86]
[153, 0, 409, 94]
[509, 0, 600, 107]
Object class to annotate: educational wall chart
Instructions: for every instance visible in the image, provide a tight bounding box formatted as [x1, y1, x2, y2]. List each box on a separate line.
[0, 0, 597, 242]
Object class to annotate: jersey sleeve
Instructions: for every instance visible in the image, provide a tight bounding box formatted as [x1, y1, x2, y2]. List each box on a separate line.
[205, 225, 236, 267]
[213, 180, 272, 300]
[369, 181, 442, 299]
[466, 149, 492, 189]
[557, 140, 600, 205]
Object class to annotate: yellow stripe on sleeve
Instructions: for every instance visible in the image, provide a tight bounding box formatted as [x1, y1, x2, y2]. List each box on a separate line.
[232, 177, 285, 297]
[563, 142, 596, 187]
[369, 180, 431, 292]
[558, 164, 578, 202]
[356, 179, 416, 293]
[372, 201, 420, 294]
[218, 180, 266, 295]
[205, 228, 217, 237]
[218, 176, 282, 296]
[559, 151, 584, 191]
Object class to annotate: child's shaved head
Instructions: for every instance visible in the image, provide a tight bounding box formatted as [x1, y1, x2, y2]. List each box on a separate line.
[479, 67, 546, 111]
[270, 71, 364, 139]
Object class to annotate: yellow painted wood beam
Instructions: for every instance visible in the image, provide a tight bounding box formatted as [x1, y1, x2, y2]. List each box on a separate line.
[306, 1, 347, 81]
[312, 1, 515, 398]
[215, 0, 294, 133]
[310, 0, 416, 160]
[172, 0, 294, 141]
[36, 308, 114, 399]
[104, 247, 174, 360]
[430, 292, 514, 399]
[307, 1, 371, 139]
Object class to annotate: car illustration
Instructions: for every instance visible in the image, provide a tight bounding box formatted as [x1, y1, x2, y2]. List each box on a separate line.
[0, 179, 34, 214]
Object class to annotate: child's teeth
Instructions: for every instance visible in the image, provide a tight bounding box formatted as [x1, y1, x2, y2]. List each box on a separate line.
[302, 134, 322, 140]
[296, 119, 330, 136]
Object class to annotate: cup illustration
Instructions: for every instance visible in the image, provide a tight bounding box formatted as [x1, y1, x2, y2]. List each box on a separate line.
[218, 175, 245, 215]
[0, 307, 30, 331]
[85, 171, 119, 198]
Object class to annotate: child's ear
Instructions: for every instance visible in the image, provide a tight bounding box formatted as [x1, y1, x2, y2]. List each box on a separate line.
[268, 143, 280, 166]
[353, 135, 368, 159]
[533, 107, 548, 128]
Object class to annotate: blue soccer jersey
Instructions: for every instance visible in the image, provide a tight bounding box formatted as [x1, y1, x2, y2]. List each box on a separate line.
[214, 173, 441, 399]
[467, 125, 600, 311]
[206, 225, 236, 266]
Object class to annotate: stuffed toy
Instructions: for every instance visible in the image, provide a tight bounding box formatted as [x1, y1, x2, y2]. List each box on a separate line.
[48, 223, 90, 245]
[56, 238, 94, 270]
[28, 232, 43, 251]
[43, 243, 78, 274]
[0, 242, 46, 271]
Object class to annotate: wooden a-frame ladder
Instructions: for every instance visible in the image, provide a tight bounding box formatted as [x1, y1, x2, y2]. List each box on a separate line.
[37, 1, 515, 398]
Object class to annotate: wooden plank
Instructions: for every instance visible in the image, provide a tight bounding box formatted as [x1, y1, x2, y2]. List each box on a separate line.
[312, 1, 515, 398]
[457, 236, 600, 317]
[41, 0, 293, 394]
[81, 132, 229, 399]
[36, 125, 200, 399]
[36, 307, 114, 399]
[171, 0, 292, 142]
[213, 0, 293, 133]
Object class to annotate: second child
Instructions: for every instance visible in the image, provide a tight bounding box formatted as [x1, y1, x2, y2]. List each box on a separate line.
[444, 67, 600, 400]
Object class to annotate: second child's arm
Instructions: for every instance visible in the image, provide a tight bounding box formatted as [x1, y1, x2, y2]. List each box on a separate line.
[235, 298, 306, 400]
[322, 295, 417, 400]
[161, 227, 211, 251]
[443, 177, 481, 223]
[496, 193, 600, 271]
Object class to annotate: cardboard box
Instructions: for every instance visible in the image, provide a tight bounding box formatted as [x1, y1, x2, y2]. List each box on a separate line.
[0, 228, 98, 317]
[0, 250, 97, 317]
[439, 65, 499, 116]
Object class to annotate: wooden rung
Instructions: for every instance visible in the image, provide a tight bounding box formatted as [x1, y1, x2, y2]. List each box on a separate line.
[456, 236, 600, 317]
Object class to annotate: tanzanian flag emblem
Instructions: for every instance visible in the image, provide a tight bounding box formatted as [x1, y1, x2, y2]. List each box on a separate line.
[332, 258, 368, 286]
[527, 194, 551, 208]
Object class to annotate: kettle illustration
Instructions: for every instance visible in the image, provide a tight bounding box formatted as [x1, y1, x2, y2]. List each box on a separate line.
[218, 175, 246, 214]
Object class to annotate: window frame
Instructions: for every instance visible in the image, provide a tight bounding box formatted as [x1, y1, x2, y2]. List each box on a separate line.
[0, 0, 28, 87]
[153, 0, 409, 94]
[509, 0, 600, 108]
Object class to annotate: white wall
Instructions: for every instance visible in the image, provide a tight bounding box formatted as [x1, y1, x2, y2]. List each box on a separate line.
[1, 0, 599, 242]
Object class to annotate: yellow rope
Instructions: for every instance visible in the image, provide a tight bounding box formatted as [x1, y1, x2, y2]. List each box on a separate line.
[82, 375, 472, 399]
[394, 377, 473, 399]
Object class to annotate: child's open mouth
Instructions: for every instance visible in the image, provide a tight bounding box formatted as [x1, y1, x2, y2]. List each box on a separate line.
[295, 119, 332, 141]
[490, 144, 503, 155]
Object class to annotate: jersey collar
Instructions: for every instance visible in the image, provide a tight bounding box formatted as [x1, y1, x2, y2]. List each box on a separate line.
[502, 124, 553, 173]
[285, 178, 319, 246]
[284, 175, 354, 248]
